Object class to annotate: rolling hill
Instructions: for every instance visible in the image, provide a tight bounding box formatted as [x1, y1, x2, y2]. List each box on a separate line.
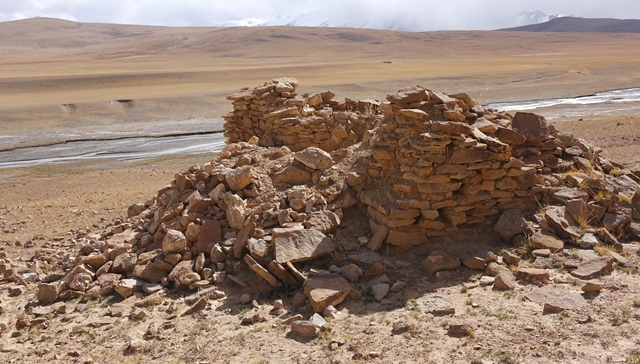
[2, 17, 640, 139]
[502, 16, 640, 33]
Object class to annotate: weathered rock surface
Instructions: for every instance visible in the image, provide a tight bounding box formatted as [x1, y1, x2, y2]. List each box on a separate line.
[570, 257, 614, 279]
[517, 268, 549, 282]
[494, 271, 516, 290]
[371, 283, 390, 301]
[420, 295, 456, 316]
[293, 147, 334, 170]
[421, 254, 460, 275]
[273, 228, 335, 264]
[511, 112, 549, 144]
[304, 275, 351, 313]
[494, 209, 528, 241]
[162, 230, 187, 255]
[543, 292, 587, 313]
[544, 206, 581, 240]
[530, 231, 564, 252]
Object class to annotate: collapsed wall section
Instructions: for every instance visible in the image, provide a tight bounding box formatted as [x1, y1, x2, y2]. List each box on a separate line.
[222, 79, 635, 250]
[223, 77, 379, 152]
[362, 86, 577, 245]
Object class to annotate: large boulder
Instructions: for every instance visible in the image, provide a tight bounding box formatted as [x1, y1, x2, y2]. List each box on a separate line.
[162, 230, 187, 255]
[168, 261, 199, 289]
[225, 165, 253, 191]
[511, 112, 550, 144]
[293, 147, 334, 170]
[226, 194, 247, 230]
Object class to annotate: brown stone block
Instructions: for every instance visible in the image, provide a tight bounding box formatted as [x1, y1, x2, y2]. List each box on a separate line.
[418, 219, 447, 230]
[386, 227, 429, 246]
[195, 220, 222, 254]
[418, 182, 461, 194]
[482, 169, 507, 180]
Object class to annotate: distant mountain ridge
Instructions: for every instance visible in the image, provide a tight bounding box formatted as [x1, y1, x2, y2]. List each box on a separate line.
[215, 9, 564, 32]
[4, 14, 640, 34]
[513, 10, 564, 27]
[502, 16, 640, 33]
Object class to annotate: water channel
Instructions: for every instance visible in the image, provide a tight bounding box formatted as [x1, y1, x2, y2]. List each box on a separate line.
[1, 87, 639, 169]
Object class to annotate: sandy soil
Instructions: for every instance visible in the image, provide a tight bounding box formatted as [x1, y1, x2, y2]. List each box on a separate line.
[3, 18, 640, 141]
[1, 19, 640, 363]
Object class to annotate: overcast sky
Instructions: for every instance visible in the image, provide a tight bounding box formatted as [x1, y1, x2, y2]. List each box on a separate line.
[1, 0, 639, 30]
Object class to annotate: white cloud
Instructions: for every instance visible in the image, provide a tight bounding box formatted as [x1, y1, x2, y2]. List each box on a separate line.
[0, 0, 638, 29]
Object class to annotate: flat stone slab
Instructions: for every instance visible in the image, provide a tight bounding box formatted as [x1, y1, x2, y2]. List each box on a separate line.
[544, 292, 587, 313]
[544, 206, 581, 241]
[530, 231, 564, 253]
[517, 268, 549, 282]
[570, 256, 614, 280]
[273, 228, 335, 264]
[348, 251, 382, 267]
[525, 287, 551, 304]
[421, 255, 460, 275]
[419, 295, 455, 316]
[304, 275, 351, 313]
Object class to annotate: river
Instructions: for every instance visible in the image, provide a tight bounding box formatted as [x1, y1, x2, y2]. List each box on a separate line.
[0, 132, 226, 169]
[486, 87, 640, 111]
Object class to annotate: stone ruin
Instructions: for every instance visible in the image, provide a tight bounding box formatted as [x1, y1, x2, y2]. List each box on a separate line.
[27, 77, 640, 319]
[223, 77, 379, 152]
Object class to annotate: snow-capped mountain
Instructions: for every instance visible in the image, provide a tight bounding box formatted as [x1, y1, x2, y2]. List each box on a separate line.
[218, 9, 422, 32]
[513, 10, 565, 27]
[219, 18, 268, 27]
[215, 10, 566, 32]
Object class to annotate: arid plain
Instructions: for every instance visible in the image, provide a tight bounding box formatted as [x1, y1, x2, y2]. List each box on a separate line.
[1, 17, 640, 363]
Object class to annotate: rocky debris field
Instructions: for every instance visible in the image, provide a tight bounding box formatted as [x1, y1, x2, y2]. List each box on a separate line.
[1, 78, 640, 363]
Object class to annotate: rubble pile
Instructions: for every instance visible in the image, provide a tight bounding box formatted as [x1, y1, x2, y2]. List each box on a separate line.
[31, 138, 365, 311]
[223, 77, 379, 152]
[11, 78, 640, 320]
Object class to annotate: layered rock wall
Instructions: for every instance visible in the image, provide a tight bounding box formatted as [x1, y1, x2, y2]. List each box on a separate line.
[223, 77, 379, 152]
[223, 80, 639, 247]
[363, 87, 541, 244]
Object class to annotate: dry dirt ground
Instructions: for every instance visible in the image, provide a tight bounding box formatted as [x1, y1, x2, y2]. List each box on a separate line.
[2, 19, 640, 363]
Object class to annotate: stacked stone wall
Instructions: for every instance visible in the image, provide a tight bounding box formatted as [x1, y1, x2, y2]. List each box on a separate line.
[222, 80, 637, 247]
[223, 77, 379, 152]
[363, 86, 583, 245]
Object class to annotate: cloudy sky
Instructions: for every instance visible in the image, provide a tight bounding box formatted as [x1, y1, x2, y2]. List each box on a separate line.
[1, 0, 639, 30]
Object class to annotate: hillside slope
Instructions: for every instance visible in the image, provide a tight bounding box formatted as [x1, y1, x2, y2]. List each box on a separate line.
[502, 16, 640, 33]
